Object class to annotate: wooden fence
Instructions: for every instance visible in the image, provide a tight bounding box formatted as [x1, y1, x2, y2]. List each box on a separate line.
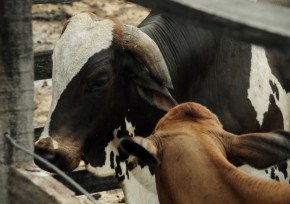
[1, 0, 290, 203]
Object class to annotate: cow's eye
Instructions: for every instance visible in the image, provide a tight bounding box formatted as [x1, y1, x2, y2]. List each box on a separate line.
[85, 72, 109, 93]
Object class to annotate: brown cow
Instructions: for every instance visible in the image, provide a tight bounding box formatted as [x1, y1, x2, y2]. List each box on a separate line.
[120, 102, 290, 204]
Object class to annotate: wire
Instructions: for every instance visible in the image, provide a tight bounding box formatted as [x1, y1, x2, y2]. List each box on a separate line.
[4, 133, 99, 204]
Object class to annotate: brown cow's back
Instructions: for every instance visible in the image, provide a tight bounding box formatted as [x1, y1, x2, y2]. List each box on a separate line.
[151, 123, 290, 204]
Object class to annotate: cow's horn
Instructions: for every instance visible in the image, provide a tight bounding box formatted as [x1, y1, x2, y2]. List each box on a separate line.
[119, 24, 173, 89]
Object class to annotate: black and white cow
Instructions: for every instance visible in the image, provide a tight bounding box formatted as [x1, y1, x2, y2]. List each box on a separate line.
[34, 9, 290, 204]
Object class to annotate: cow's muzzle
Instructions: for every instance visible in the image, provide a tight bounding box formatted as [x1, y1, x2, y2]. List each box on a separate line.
[34, 137, 82, 172]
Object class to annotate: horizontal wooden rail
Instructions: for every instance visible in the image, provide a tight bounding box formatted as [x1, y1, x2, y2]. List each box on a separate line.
[128, 0, 290, 50]
[8, 164, 82, 204]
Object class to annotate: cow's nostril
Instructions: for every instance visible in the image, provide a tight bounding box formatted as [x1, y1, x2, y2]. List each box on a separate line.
[34, 147, 57, 171]
[34, 145, 75, 172]
[44, 152, 56, 161]
[38, 149, 56, 162]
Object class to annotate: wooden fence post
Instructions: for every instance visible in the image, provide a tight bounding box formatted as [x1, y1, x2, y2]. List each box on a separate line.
[0, 0, 34, 203]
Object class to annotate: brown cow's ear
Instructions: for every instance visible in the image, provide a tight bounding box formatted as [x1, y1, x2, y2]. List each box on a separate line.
[228, 130, 290, 169]
[134, 70, 177, 112]
[119, 136, 160, 166]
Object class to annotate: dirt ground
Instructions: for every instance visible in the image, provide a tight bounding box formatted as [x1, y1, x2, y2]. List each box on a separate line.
[32, 0, 149, 203]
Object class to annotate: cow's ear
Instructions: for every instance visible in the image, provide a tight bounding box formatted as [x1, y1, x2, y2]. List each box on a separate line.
[134, 70, 177, 112]
[228, 130, 290, 169]
[119, 136, 160, 165]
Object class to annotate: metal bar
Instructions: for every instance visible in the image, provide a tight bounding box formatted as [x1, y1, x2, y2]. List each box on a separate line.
[128, 0, 290, 50]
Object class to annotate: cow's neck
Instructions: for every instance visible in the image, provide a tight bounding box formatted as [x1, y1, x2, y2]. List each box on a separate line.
[190, 38, 260, 134]
[139, 13, 218, 102]
[85, 115, 159, 204]
[127, 101, 165, 136]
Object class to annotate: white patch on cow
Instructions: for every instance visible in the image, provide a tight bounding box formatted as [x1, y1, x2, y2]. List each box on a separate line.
[123, 166, 159, 204]
[85, 135, 120, 177]
[270, 165, 290, 182]
[85, 118, 159, 204]
[125, 116, 135, 137]
[247, 45, 290, 130]
[239, 162, 290, 183]
[40, 13, 115, 139]
[51, 139, 59, 149]
[37, 133, 49, 141]
[85, 123, 125, 177]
